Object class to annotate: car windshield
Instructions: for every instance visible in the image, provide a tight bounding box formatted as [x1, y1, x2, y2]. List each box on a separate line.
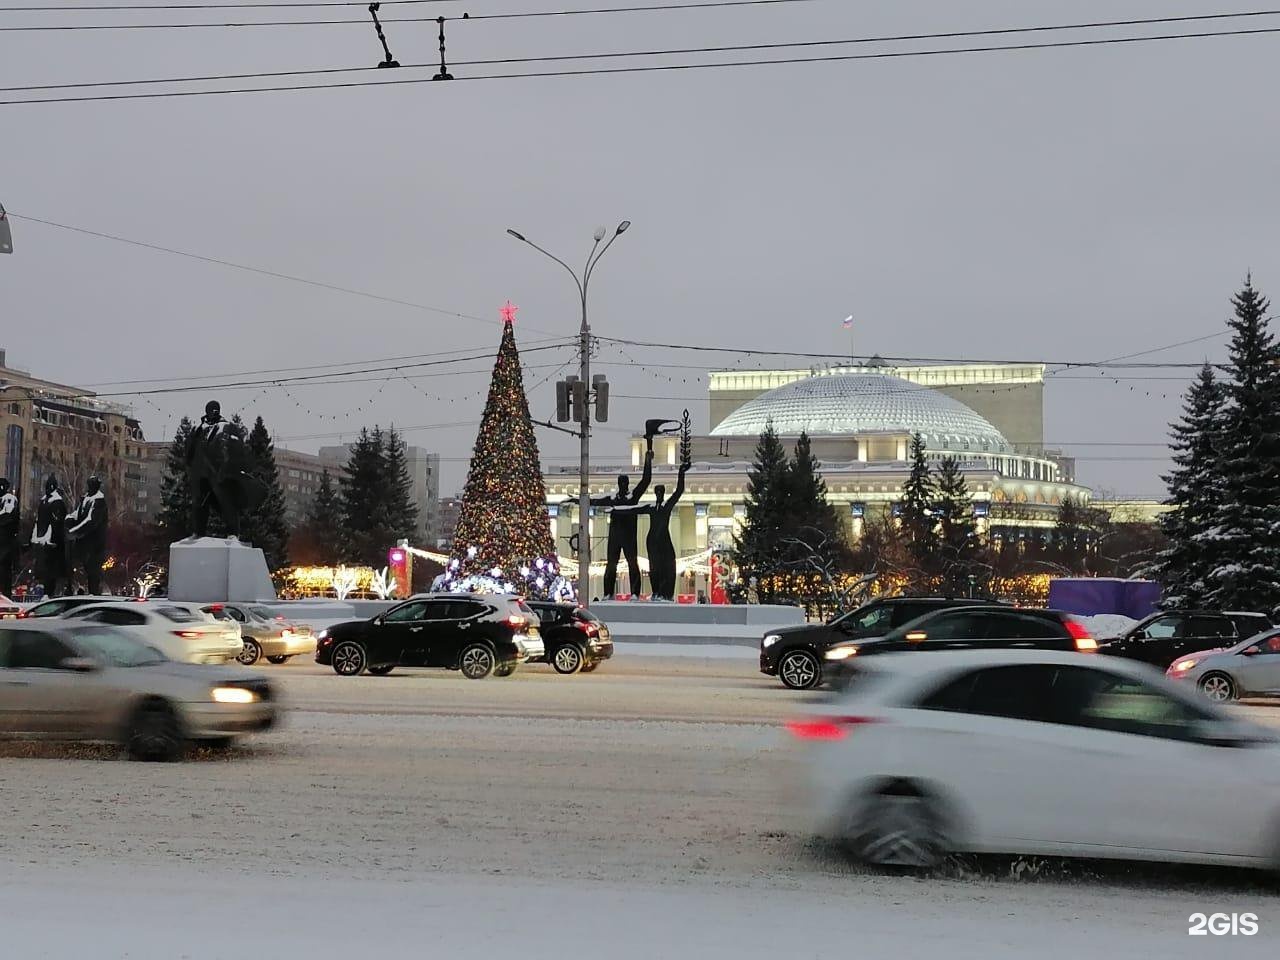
[248, 605, 277, 620]
[69, 626, 167, 667]
[155, 606, 203, 623]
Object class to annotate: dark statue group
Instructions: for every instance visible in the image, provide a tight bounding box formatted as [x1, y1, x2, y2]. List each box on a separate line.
[0, 472, 109, 599]
[0, 399, 265, 600]
[591, 414, 690, 601]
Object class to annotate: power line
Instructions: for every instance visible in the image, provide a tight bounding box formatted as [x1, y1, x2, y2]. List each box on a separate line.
[6, 212, 572, 335]
[0, 0, 455, 8]
[10, 10, 1280, 92]
[7, 24, 1280, 105]
[0, 0, 817, 26]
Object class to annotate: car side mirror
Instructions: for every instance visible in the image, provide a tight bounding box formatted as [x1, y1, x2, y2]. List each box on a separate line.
[372, 615, 385, 625]
[60, 656, 99, 673]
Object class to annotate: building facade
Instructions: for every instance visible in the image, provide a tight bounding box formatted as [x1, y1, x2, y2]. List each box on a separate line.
[1, 348, 148, 527]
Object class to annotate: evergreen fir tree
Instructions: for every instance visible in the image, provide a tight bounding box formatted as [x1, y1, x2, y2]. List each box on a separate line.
[154, 416, 194, 548]
[781, 431, 845, 567]
[1206, 279, 1280, 610]
[1156, 364, 1227, 606]
[1055, 494, 1091, 575]
[898, 433, 938, 586]
[338, 426, 389, 567]
[935, 457, 979, 593]
[733, 420, 790, 591]
[384, 426, 420, 545]
[448, 318, 556, 594]
[240, 416, 290, 570]
[297, 469, 341, 565]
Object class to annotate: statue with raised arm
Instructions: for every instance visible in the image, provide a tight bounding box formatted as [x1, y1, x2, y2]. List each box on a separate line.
[185, 400, 266, 540]
[643, 410, 692, 601]
[66, 475, 109, 595]
[592, 419, 677, 598]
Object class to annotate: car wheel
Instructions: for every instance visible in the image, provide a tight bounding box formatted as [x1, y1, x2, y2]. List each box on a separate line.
[459, 643, 495, 680]
[580, 662, 600, 673]
[552, 643, 585, 675]
[846, 784, 949, 869]
[237, 638, 261, 666]
[332, 641, 367, 676]
[778, 649, 821, 690]
[494, 663, 517, 677]
[266, 655, 291, 665]
[126, 699, 185, 762]
[368, 664, 395, 676]
[1199, 672, 1236, 702]
[200, 737, 235, 750]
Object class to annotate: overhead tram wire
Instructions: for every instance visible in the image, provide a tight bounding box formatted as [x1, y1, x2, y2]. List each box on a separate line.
[9, 9, 1280, 92]
[0, 0, 820, 25]
[6, 23, 1280, 104]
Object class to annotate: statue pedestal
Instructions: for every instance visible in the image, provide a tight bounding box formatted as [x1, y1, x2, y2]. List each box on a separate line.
[168, 537, 277, 603]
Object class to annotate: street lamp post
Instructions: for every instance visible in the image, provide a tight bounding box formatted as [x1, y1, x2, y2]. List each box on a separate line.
[507, 222, 630, 605]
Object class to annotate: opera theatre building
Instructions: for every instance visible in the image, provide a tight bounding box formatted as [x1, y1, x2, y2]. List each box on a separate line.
[544, 361, 1092, 595]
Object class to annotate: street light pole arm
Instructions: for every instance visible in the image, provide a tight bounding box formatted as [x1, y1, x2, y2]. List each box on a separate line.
[584, 230, 623, 289]
[508, 231, 585, 303]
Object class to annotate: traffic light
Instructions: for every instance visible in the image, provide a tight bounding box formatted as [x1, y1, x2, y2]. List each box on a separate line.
[556, 377, 575, 422]
[388, 545, 412, 597]
[570, 378, 587, 423]
[592, 374, 609, 423]
[0, 203, 11, 255]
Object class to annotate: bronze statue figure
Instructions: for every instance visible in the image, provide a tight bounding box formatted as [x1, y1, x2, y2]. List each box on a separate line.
[643, 410, 692, 601]
[67, 474, 109, 594]
[0, 477, 18, 596]
[185, 400, 266, 540]
[30, 474, 67, 597]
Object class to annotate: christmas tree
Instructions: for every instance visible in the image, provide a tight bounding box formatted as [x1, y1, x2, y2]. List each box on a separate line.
[441, 308, 563, 597]
[899, 432, 939, 586]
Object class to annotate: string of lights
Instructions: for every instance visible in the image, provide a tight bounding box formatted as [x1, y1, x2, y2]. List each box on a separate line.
[6, 24, 1280, 103]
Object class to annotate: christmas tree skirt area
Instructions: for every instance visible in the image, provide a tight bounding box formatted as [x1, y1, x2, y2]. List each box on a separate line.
[589, 601, 804, 646]
[168, 537, 277, 602]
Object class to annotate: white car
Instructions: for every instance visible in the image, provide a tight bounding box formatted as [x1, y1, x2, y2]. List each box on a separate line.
[790, 650, 1280, 870]
[62, 602, 245, 664]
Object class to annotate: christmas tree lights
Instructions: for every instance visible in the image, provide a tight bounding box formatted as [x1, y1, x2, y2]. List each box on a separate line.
[438, 307, 569, 599]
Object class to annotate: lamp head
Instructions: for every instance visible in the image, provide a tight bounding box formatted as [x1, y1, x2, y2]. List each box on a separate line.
[616, 221, 631, 235]
[593, 226, 607, 242]
[506, 228, 526, 242]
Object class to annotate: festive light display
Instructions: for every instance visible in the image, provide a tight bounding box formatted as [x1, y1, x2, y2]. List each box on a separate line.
[440, 309, 562, 598]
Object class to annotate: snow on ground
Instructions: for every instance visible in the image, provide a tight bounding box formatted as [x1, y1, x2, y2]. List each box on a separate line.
[1080, 613, 1140, 639]
[5, 861, 1267, 960]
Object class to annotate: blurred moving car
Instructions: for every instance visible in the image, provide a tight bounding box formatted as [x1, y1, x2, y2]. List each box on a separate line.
[790, 650, 1280, 870]
[316, 593, 544, 679]
[1167, 628, 1280, 702]
[201, 603, 316, 666]
[62, 602, 244, 664]
[525, 601, 613, 674]
[761, 597, 991, 690]
[819, 606, 1097, 686]
[0, 620, 276, 760]
[0, 593, 20, 619]
[1100, 609, 1272, 670]
[20, 595, 137, 619]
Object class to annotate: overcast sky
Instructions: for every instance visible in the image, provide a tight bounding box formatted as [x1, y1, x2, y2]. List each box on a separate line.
[4, 0, 1278, 499]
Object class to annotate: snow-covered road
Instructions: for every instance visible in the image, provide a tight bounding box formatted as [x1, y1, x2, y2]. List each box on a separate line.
[2, 657, 1277, 958]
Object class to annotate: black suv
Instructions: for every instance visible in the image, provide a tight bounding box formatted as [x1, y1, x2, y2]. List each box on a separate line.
[1100, 609, 1273, 670]
[761, 597, 991, 690]
[821, 605, 1098, 685]
[315, 593, 543, 679]
[526, 601, 614, 674]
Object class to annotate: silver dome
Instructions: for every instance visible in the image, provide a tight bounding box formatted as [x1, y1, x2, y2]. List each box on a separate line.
[710, 372, 1010, 452]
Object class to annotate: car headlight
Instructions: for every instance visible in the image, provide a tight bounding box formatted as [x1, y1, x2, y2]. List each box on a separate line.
[211, 686, 256, 704]
[317, 629, 328, 640]
[762, 634, 781, 648]
[825, 646, 858, 661]
[1173, 659, 1199, 672]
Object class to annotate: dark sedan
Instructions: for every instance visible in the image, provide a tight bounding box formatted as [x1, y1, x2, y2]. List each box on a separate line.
[315, 593, 542, 679]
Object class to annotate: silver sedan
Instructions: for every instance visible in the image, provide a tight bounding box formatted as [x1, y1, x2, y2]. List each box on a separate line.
[0, 620, 278, 760]
[1166, 629, 1280, 702]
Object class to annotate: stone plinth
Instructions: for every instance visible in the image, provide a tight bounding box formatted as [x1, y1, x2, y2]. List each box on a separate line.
[168, 537, 276, 603]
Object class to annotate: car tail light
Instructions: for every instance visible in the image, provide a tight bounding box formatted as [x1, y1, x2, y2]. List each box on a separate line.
[575, 620, 598, 636]
[507, 614, 527, 628]
[1064, 618, 1098, 651]
[173, 630, 203, 639]
[785, 716, 880, 741]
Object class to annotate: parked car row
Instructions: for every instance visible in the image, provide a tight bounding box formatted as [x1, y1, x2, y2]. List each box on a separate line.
[761, 595, 1277, 699]
[315, 594, 613, 679]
